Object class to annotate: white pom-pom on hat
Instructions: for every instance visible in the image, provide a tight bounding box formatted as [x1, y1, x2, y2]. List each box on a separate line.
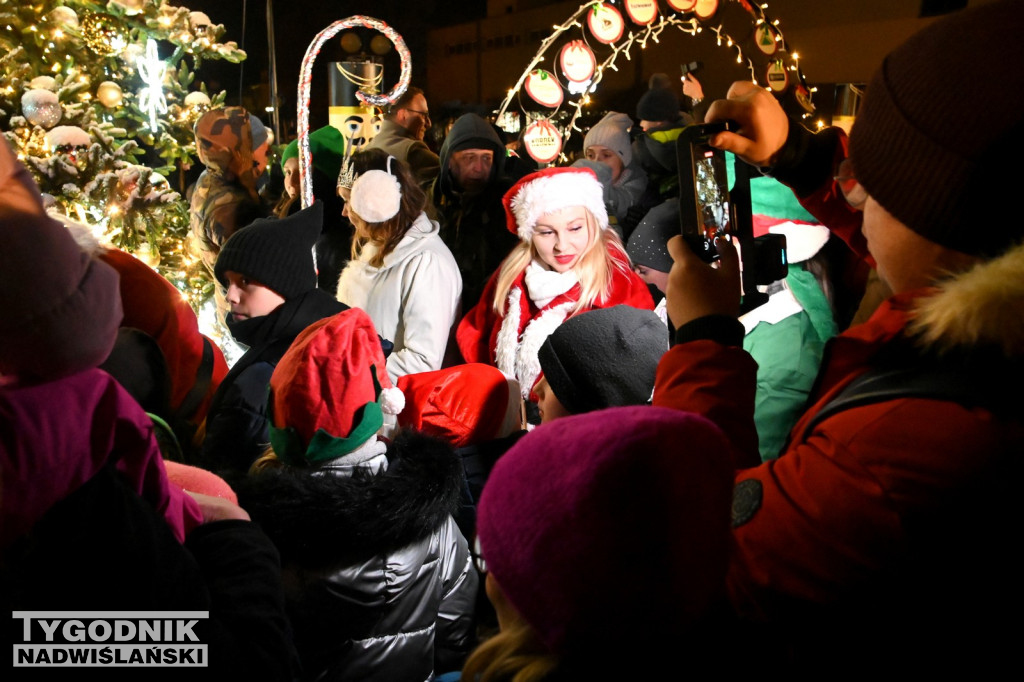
[503, 166, 609, 241]
[379, 386, 406, 415]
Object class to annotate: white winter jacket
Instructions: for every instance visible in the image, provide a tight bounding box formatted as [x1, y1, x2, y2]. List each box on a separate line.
[337, 212, 462, 381]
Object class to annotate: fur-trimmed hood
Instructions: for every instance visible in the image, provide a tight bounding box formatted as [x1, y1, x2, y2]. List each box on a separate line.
[908, 241, 1024, 358]
[233, 428, 465, 568]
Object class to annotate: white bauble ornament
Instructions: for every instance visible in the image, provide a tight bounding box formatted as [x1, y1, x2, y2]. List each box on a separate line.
[188, 12, 212, 30]
[111, 0, 146, 16]
[21, 89, 62, 129]
[29, 76, 57, 91]
[183, 91, 212, 107]
[48, 6, 79, 28]
[96, 81, 124, 108]
[45, 125, 92, 149]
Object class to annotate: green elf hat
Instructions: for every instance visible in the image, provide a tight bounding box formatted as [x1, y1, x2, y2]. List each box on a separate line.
[267, 308, 405, 466]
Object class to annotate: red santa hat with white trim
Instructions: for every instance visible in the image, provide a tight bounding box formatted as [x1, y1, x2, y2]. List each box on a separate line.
[503, 166, 609, 241]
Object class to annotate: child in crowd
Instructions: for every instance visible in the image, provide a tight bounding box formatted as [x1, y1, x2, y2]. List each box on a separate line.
[451, 406, 735, 680]
[189, 106, 269, 325]
[200, 202, 353, 476]
[59, 217, 228, 462]
[457, 166, 654, 420]
[1, 137, 298, 680]
[234, 308, 478, 682]
[276, 124, 352, 293]
[532, 305, 667, 424]
[572, 111, 647, 236]
[626, 198, 678, 327]
[655, 0, 1024, 670]
[739, 177, 838, 460]
[336, 149, 462, 381]
[396, 363, 525, 540]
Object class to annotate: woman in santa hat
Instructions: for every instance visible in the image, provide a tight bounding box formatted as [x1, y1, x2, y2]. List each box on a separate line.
[456, 166, 654, 419]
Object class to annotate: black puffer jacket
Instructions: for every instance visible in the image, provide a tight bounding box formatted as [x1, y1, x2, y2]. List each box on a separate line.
[235, 429, 479, 682]
[200, 289, 348, 476]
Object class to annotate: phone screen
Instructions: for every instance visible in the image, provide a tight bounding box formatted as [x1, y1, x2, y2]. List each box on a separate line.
[688, 141, 731, 261]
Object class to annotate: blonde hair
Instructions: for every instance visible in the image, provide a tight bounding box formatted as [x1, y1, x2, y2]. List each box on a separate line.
[460, 620, 559, 682]
[249, 445, 285, 474]
[492, 210, 630, 316]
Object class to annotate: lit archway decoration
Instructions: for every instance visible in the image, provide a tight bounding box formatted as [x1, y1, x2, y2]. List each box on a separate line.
[496, 0, 814, 165]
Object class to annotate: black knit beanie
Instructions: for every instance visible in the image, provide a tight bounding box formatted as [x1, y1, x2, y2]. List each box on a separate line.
[849, 0, 1024, 257]
[636, 87, 681, 123]
[538, 305, 668, 415]
[627, 199, 678, 273]
[215, 201, 323, 299]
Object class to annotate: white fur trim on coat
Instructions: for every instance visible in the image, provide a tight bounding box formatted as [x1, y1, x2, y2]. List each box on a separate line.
[495, 286, 575, 398]
[510, 170, 609, 240]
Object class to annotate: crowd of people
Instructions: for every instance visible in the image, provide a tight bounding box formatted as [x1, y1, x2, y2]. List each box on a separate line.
[3, 0, 1024, 678]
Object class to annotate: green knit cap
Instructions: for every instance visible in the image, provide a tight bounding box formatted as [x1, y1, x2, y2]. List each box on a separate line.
[279, 126, 347, 182]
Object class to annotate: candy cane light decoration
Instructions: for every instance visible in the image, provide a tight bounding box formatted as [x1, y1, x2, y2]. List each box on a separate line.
[297, 16, 412, 208]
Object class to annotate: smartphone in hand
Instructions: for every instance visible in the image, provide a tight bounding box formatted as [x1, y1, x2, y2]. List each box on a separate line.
[677, 121, 734, 263]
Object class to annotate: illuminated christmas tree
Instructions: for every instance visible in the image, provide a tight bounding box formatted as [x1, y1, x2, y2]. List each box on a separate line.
[0, 0, 246, 310]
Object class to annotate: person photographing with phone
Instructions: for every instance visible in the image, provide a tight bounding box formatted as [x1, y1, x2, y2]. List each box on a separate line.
[680, 60, 706, 121]
[653, 0, 1024, 672]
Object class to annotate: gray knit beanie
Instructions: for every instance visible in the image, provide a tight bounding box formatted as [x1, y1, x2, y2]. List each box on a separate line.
[215, 201, 323, 299]
[849, 0, 1024, 257]
[249, 114, 268, 148]
[584, 112, 633, 167]
[538, 305, 668, 415]
[627, 199, 678, 273]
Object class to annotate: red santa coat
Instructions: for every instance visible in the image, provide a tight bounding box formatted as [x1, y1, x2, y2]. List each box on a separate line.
[457, 245, 654, 397]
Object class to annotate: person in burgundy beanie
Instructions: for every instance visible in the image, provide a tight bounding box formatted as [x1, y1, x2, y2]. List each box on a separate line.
[463, 406, 734, 679]
[0, 135, 202, 544]
[1, 137, 300, 679]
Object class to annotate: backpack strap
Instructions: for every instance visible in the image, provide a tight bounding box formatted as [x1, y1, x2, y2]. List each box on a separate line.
[799, 348, 1015, 442]
[174, 336, 215, 423]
